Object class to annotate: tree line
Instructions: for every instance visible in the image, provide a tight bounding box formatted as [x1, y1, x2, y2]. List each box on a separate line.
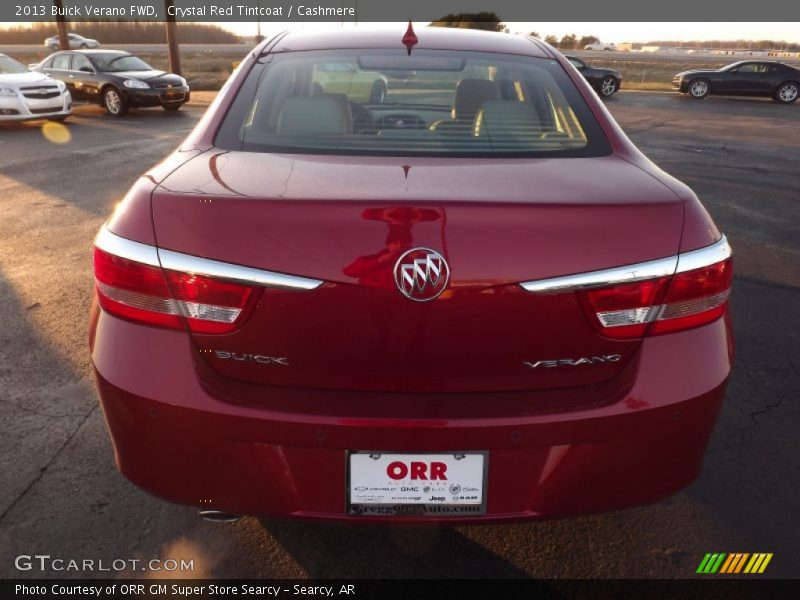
[0, 22, 239, 44]
[429, 15, 798, 52]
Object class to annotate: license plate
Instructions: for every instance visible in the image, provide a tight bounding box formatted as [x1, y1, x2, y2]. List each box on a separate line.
[348, 452, 487, 516]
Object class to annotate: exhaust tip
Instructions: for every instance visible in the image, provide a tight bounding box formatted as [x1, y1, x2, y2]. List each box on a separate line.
[198, 510, 242, 523]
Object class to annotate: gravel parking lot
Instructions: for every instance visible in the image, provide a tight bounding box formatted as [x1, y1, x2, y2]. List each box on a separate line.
[0, 92, 798, 579]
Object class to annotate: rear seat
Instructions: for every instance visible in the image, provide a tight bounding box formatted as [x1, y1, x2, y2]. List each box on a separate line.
[276, 94, 353, 135]
[473, 100, 544, 141]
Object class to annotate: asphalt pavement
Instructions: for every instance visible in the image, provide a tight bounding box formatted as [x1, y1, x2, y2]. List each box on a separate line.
[0, 93, 798, 579]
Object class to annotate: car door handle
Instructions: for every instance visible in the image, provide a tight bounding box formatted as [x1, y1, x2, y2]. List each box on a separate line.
[68, 74, 76, 78]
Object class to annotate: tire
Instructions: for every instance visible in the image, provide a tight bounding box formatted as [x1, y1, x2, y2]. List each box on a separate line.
[687, 78, 710, 99]
[80, 43, 88, 49]
[369, 80, 387, 104]
[162, 103, 183, 112]
[599, 76, 619, 97]
[50, 44, 59, 51]
[774, 81, 799, 104]
[102, 87, 129, 116]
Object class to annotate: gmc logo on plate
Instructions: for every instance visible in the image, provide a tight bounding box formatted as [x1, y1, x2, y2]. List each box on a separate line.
[387, 461, 448, 480]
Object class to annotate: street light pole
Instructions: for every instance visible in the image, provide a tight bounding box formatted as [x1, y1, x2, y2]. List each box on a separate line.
[257, 0, 262, 42]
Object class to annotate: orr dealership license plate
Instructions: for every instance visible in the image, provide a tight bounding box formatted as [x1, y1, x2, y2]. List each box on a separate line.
[348, 452, 487, 516]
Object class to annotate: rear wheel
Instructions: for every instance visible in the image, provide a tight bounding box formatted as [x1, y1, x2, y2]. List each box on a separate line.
[774, 81, 799, 104]
[688, 78, 709, 99]
[102, 87, 129, 116]
[50, 44, 59, 51]
[599, 76, 619, 97]
[369, 80, 387, 104]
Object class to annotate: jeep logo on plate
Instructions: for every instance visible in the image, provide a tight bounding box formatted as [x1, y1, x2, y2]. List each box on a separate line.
[393, 247, 450, 302]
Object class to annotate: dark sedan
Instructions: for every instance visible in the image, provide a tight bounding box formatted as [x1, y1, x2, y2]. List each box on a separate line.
[673, 60, 800, 103]
[566, 55, 622, 97]
[32, 50, 190, 116]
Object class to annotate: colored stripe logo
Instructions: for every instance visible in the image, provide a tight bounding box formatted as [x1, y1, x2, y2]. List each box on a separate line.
[697, 553, 773, 574]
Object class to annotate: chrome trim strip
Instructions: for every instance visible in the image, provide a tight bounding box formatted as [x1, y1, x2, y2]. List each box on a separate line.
[94, 225, 161, 267]
[158, 249, 323, 291]
[520, 236, 730, 294]
[95, 226, 323, 290]
[675, 236, 732, 274]
[520, 256, 677, 293]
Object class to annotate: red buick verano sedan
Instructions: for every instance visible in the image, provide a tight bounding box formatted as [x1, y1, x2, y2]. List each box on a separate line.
[90, 27, 733, 522]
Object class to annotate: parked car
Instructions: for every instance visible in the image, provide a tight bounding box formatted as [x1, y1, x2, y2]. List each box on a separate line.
[566, 55, 622, 97]
[44, 33, 100, 51]
[313, 62, 389, 103]
[673, 60, 800, 103]
[584, 42, 617, 51]
[32, 50, 189, 116]
[0, 53, 71, 122]
[90, 28, 733, 523]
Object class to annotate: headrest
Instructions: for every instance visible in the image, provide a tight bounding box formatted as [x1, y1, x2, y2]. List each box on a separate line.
[453, 79, 500, 120]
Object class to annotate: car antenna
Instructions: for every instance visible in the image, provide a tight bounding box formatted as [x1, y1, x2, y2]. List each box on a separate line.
[402, 20, 418, 55]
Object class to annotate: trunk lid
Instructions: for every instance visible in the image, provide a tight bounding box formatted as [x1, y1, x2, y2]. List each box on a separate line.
[152, 151, 683, 392]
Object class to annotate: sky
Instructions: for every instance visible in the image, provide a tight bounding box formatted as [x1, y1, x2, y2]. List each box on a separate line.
[217, 21, 800, 44]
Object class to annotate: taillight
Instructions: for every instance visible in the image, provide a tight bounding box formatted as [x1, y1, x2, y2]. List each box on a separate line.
[580, 251, 732, 339]
[579, 275, 671, 339]
[94, 246, 182, 330]
[93, 246, 258, 335]
[649, 257, 732, 335]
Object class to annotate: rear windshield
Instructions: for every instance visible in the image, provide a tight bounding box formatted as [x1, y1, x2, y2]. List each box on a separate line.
[216, 49, 611, 157]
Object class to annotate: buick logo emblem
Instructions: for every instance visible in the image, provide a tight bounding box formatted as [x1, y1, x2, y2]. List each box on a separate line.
[393, 247, 450, 302]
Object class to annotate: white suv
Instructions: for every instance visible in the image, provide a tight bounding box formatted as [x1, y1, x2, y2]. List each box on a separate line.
[0, 54, 72, 122]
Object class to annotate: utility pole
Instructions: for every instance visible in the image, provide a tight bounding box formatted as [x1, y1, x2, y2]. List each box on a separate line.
[52, 0, 69, 50]
[164, 0, 182, 75]
[256, 0, 263, 42]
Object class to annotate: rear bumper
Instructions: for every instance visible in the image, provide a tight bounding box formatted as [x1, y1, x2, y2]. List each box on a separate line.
[91, 309, 732, 523]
